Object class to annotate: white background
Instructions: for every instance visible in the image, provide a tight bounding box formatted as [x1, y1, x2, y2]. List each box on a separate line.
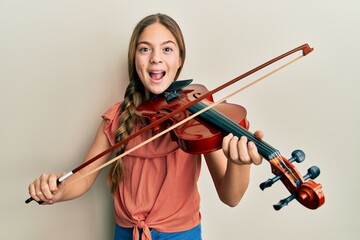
[1, 0, 359, 239]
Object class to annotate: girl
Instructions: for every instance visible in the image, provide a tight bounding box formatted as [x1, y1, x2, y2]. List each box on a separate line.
[28, 13, 263, 240]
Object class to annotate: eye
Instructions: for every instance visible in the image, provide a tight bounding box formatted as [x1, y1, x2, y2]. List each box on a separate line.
[163, 47, 173, 53]
[139, 47, 151, 53]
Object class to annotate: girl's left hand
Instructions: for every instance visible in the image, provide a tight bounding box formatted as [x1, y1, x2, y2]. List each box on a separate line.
[222, 131, 264, 165]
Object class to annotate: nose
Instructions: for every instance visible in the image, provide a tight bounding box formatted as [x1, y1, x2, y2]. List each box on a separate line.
[150, 49, 163, 64]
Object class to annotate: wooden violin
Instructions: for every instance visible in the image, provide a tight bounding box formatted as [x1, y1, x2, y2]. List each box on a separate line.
[137, 83, 325, 210]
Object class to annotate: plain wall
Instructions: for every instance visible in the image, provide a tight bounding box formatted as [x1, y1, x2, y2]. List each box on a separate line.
[1, 0, 359, 239]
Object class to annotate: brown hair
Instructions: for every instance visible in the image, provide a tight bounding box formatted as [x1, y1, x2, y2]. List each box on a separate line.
[107, 13, 186, 193]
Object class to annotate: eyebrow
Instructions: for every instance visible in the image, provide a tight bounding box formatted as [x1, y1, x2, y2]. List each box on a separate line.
[137, 40, 177, 46]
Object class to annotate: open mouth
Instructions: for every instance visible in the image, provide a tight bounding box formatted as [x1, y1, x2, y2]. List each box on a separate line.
[149, 71, 166, 81]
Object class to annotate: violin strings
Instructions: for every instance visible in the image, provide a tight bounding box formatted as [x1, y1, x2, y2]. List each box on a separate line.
[222, 115, 298, 182]
[191, 104, 278, 160]
[208, 113, 299, 184]
[189, 96, 301, 182]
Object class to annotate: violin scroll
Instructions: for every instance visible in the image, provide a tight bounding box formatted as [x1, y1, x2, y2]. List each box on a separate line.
[296, 180, 324, 209]
[260, 150, 325, 210]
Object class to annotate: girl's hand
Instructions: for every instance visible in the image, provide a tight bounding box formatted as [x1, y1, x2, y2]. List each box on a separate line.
[222, 131, 264, 166]
[28, 172, 66, 205]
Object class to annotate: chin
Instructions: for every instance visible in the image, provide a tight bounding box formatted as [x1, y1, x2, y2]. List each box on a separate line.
[150, 82, 172, 94]
[151, 88, 167, 95]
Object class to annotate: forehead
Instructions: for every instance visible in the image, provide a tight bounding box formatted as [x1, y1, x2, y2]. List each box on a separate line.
[138, 22, 178, 45]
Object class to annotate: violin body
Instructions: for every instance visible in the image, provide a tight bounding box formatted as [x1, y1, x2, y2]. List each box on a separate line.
[136, 83, 325, 210]
[174, 100, 248, 154]
[137, 84, 249, 154]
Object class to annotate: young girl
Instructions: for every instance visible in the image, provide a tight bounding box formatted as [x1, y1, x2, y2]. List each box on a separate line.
[28, 13, 263, 240]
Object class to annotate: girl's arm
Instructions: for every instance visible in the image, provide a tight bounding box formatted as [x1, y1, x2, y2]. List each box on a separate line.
[28, 120, 111, 204]
[204, 131, 263, 207]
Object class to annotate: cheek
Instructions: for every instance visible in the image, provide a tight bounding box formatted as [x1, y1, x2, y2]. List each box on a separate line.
[134, 57, 140, 69]
[135, 59, 145, 75]
[170, 57, 182, 71]
[135, 54, 146, 67]
[135, 66, 145, 81]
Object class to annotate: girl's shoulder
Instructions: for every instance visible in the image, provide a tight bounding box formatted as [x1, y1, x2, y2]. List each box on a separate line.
[102, 102, 122, 121]
[101, 102, 122, 146]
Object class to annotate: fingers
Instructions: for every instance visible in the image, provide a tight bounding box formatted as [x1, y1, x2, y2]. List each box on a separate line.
[28, 181, 40, 202]
[247, 141, 263, 165]
[237, 135, 251, 163]
[222, 133, 234, 159]
[48, 174, 59, 192]
[28, 173, 59, 204]
[254, 130, 264, 139]
[222, 133, 263, 165]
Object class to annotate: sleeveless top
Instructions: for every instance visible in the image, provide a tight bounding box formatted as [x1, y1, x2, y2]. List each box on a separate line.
[102, 102, 202, 240]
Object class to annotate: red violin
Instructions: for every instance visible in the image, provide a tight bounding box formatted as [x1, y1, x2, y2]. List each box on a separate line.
[137, 83, 325, 210]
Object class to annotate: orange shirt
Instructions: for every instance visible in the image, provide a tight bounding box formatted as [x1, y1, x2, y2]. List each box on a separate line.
[102, 102, 202, 240]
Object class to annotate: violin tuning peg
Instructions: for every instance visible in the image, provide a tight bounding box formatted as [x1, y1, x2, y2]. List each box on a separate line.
[273, 193, 296, 211]
[289, 150, 306, 163]
[259, 174, 282, 190]
[303, 166, 321, 181]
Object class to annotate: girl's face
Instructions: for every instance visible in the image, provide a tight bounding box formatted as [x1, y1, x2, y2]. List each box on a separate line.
[135, 22, 182, 95]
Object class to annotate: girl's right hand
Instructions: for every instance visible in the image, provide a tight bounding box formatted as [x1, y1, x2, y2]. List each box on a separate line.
[28, 172, 66, 205]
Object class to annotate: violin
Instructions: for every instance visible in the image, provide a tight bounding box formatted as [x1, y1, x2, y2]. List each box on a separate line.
[25, 43, 325, 210]
[137, 82, 325, 210]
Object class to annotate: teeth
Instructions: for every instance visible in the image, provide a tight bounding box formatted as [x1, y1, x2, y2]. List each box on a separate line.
[149, 71, 165, 80]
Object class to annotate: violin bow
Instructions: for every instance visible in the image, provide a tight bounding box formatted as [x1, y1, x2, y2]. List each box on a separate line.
[25, 43, 313, 204]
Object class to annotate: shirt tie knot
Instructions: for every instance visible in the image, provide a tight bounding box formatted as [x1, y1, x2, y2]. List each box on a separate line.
[133, 220, 151, 240]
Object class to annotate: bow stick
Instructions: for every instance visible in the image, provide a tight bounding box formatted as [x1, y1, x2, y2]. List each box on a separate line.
[70, 54, 306, 186]
[25, 43, 313, 204]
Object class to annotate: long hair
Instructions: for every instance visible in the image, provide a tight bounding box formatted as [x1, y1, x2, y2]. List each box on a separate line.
[107, 13, 186, 194]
